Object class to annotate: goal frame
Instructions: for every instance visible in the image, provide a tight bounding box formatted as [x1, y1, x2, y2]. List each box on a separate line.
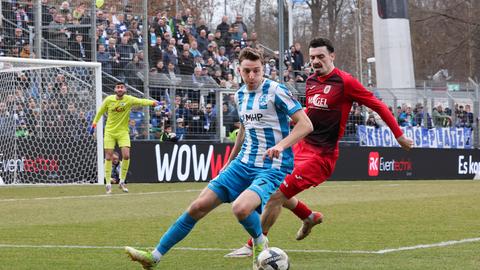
[0, 57, 104, 185]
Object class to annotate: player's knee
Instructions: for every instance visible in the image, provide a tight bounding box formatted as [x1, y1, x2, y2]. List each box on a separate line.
[187, 199, 210, 219]
[269, 191, 286, 206]
[231, 202, 253, 220]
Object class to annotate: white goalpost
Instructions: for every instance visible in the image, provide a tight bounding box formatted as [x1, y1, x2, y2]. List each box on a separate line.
[0, 57, 104, 185]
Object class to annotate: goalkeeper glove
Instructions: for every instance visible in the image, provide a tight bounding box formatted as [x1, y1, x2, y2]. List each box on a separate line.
[88, 123, 96, 135]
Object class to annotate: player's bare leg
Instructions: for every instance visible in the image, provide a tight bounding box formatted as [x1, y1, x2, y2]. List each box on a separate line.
[119, 147, 130, 193]
[261, 190, 289, 233]
[104, 149, 114, 194]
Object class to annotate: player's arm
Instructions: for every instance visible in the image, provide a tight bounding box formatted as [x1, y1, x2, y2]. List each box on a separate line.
[346, 78, 413, 150]
[220, 124, 245, 171]
[131, 96, 160, 107]
[89, 99, 109, 134]
[226, 124, 245, 163]
[264, 109, 313, 160]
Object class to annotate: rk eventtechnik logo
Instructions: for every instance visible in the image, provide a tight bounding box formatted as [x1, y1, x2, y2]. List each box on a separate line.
[368, 152, 413, 177]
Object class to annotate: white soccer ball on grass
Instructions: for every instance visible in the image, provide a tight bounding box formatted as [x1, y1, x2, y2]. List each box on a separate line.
[257, 247, 290, 270]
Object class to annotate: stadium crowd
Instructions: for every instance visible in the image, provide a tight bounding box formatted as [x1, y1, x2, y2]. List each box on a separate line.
[0, 1, 475, 142]
[0, 1, 310, 141]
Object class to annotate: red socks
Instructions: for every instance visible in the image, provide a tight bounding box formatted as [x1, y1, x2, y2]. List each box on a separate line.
[291, 200, 312, 220]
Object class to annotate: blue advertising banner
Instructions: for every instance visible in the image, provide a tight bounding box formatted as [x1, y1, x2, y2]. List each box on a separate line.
[357, 126, 473, 149]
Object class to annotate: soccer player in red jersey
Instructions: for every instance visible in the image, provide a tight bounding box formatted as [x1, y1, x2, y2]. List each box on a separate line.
[226, 37, 414, 257]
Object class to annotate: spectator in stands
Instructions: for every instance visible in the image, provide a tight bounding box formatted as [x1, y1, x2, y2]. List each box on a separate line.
[293, 42, 305, 75]
[398, 106, 416, 127]
[158, 124, 178, 142]
[178, 49, 195, 75]
[249, 32, 258, 48]
[365, 113, 379, 128]
[130, 106, 145, 131]
[239, 32, 248, 49]
[196, 18, 209, 37]
[175, 24, 189, 49]
[8, 28, 28, 51]
[117, 35, 135, 80]
[229, 25, 241, 43]
[48, 14, 70, 59]
[432, 105, 451, 127]
[202, 43, 216, 62]
[129, 119, 139, 140]
[455, 105, 468, 128]
[106, 37, 121, 76]
[154, 17, 170, 38]
[70, 33, 89, 61]
[197, 30, 209, 53]
[152, 60, 165, 73]
[224, 73, 238, 89]
[214, 30, 227, 50]
[220, 59, 233, 78]
[163, 44, 178, 68]
[125, 53, 145, 90]
[165, 61, 180, 84]
[346, 106, 364, 138]
[97, 44, 112, 74]
[205, 57, 220, 77]
[203, 103, 216, 138]
[414, 105, 432, 129]
[189, 40, 202, 58]
[232, 14, 248, 35]
[19, 42, 34, 58]
[176, 118, 186, 141]
[216, 16, 230, 38]
[265, 58, 278, 77]
[149, 36, 163, 67]
[110, 152, 122, 184]
[15, 119, 29, 138]
[186, 101, 204, 138]
[269, 70, 280, 82]
[465, 105, 474, 129]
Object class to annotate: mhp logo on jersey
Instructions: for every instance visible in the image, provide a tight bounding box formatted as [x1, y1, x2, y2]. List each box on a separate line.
[242, 113, 264, 122]
[368, 152, 380, 176]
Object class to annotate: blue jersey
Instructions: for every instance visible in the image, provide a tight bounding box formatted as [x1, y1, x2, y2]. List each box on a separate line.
[235, 79, 302, 173]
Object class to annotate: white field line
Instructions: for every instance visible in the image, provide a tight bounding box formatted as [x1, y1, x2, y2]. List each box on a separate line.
[0, 189, 203, 203]
[375, 237, 480, 254]
[1, 237, 479, 254]
[0, 182, 407, 203]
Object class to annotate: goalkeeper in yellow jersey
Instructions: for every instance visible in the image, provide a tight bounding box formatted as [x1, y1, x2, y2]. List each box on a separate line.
[89, 82, 159, 194]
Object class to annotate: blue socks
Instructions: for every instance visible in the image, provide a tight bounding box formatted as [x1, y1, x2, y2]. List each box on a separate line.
[156, 212, 197, 255]
[239, 211, 262, 239]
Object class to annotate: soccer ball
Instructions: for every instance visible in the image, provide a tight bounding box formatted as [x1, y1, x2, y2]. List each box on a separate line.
[257, 247, 290, 270]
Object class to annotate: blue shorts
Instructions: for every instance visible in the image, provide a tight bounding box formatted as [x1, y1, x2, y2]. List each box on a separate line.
[207, 159, 287, 214]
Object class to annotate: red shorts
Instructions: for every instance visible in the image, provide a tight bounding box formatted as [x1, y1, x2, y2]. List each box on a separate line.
[279, 140, 337, 199]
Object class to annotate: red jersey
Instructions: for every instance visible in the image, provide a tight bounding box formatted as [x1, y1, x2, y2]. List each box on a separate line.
[304, 68, 403, 155]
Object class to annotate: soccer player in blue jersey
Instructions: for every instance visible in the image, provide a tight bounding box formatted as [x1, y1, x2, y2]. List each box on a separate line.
[125, 47, 313, 269]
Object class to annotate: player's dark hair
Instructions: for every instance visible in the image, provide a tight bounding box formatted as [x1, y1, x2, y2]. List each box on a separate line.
[239, 47, 264, 65]
[115, 82, 126, 87]
[309, 38, 335, 53]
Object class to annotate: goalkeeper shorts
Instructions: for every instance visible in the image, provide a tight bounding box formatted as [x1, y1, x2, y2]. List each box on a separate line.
[104, 131, 131, 149]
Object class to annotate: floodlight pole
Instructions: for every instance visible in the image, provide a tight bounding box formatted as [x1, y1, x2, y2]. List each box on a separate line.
[278, 0, 285, 83]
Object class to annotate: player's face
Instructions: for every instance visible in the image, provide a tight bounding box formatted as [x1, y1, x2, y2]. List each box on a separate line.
[114, 84, 126, 97]
[309, 46, 335, 76]
[239, 59, 264, 90]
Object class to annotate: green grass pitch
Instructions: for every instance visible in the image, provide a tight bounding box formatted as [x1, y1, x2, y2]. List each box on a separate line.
[0, 180, 479, 270]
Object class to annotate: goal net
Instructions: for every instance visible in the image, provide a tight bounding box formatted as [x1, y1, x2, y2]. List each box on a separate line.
[0, 57, 103, 185]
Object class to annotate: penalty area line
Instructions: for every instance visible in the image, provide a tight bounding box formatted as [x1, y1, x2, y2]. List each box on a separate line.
[1, 237, 479, 254]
